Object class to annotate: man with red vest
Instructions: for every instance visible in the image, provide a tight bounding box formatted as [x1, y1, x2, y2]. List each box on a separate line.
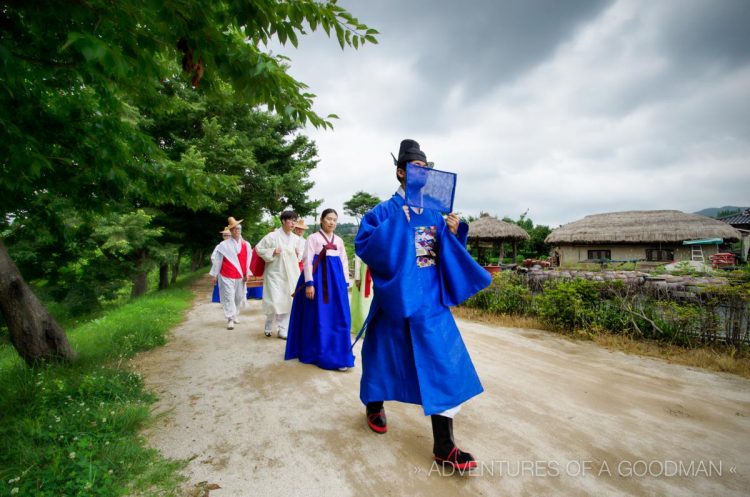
[210, 216, 252, 329]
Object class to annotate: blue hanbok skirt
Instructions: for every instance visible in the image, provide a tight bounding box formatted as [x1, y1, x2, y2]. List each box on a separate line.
[285, 254, 354, 370]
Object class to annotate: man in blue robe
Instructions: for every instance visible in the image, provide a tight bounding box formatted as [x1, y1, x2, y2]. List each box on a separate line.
[355, 139, 491, 470]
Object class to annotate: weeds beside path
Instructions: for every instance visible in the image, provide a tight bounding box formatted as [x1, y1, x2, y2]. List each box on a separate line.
[0, 274, 201, 497]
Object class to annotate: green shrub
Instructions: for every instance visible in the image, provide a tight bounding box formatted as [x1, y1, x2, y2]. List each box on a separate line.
[465, 270, 749, 348]
[535, 280, 590, 330]
[642, 300, 701, 345]
[590, 298, 634, 333]
[465, 272, 532, 315]
[533, 278, 608, 331]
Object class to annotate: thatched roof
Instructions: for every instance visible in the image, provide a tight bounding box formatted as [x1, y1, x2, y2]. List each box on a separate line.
[468, 214, 530, 241]
[546, 210, 742, 244]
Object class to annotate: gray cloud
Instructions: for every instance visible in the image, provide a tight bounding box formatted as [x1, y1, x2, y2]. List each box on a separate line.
[275, 0, 750, 229]
[659, 0, 750, 67]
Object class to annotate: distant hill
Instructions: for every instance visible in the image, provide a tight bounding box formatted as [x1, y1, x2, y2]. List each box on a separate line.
[694, 206, 749, 218]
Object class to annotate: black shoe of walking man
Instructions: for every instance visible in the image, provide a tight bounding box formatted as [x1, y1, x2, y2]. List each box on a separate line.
[366, 401, 387, 434]
[431, 415, 477, 471]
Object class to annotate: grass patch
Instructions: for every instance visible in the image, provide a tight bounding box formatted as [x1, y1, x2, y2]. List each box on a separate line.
[0, 271, 202, 497]
[453, 306, 545, 330]
[592, 334, 750, 379]
[454, 305, 750, 379]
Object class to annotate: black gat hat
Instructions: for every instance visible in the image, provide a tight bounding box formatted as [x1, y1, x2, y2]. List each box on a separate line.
[393, 139, 427, 167]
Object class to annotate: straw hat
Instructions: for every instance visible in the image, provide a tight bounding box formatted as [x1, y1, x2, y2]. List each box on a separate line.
[219, 226, 231, 235]
[227, 216, 243, 229]
[295, 219, 308, 230]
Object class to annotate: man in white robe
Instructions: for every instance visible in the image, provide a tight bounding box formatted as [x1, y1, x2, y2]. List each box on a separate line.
[255, 210, 302, 339]
[209, 227, 231, 302]
[209, 217, 252, 329]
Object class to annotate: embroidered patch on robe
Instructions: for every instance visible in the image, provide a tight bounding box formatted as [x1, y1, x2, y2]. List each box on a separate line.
[415, 226, 438, 268]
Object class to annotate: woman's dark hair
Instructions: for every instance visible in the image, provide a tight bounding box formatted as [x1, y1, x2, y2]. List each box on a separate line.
[280, 210, 298, 222]
[320, 208, 338, 221]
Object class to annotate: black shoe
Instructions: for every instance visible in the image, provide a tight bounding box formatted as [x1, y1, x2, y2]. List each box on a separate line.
[434, 446, 477, 470]
[366, 402, 387, 434]
[431, 415, 476, 470]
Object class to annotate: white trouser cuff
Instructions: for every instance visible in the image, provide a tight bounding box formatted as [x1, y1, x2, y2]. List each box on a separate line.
[437, 405, 461, 418]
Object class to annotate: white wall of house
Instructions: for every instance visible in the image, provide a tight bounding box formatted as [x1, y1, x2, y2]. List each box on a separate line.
[556, 244, 722, 265]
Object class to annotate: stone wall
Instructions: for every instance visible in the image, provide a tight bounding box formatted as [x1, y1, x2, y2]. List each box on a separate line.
[524, 268, 728, 298]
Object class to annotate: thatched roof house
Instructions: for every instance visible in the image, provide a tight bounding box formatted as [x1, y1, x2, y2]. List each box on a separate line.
[546, 210, 741, 266]
[468, 214, 530, 263]
[468, 214, 530, 241]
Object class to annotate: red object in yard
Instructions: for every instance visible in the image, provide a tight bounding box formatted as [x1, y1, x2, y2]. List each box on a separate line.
[482, 265, 501, 274]
[710, 252, 735, 267]
[523, 258, 551, 268]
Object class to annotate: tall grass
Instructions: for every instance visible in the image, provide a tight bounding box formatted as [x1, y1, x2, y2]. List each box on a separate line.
[0, 272, 202, 497]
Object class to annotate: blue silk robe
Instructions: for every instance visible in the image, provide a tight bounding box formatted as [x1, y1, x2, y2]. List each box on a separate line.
[355, 194, 491, 415]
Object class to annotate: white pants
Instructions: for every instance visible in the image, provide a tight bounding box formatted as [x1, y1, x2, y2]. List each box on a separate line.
[219, 275, 246, 322]
[438, 405, 461, 418]
[265, 313, 290, 336]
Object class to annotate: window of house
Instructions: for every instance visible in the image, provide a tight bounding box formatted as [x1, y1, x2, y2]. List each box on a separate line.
[587, 249, 611, 260]
[646, 248, 674, 262]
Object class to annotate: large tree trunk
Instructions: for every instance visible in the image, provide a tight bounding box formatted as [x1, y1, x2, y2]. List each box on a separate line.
[131, 250, 149, 298]
[0, 239, 77, 365]
[158, 263, 169, 290]
[190, 248, 204, 272]
[170, 249, 182, 285]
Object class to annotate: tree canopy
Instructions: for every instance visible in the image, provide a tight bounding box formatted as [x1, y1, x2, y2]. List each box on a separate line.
[343, 191, 381, 225]
[0, 0, 377, 364]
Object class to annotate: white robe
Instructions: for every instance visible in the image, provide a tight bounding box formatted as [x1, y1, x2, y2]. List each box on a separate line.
[256, 229, 302, 315]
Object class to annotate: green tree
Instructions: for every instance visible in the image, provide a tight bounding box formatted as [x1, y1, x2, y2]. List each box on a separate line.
[502, 211, 552, 260]
[142, 80, 322, 266]
[91, 210, 164, 298]
[717, 208, 741, 219]
[0, 1, 376, 365]
[343, 191, 381, 225]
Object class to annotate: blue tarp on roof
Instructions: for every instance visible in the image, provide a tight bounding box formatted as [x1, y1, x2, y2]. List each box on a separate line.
[682, 238, 722, 245]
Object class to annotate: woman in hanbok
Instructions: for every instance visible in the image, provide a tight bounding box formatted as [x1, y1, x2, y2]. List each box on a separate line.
[285, 208, 354, 371]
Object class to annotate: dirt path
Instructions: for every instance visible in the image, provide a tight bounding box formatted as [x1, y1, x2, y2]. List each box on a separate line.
[133, 276, 750, 496]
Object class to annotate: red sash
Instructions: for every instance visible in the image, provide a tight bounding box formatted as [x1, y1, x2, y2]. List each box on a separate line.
[364, 267, 372, 298]
[249, 247, 265, 277]
[220, 241, 248, 278]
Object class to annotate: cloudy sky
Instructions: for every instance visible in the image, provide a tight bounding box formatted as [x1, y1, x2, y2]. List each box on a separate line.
[274, 0, 750, 228]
